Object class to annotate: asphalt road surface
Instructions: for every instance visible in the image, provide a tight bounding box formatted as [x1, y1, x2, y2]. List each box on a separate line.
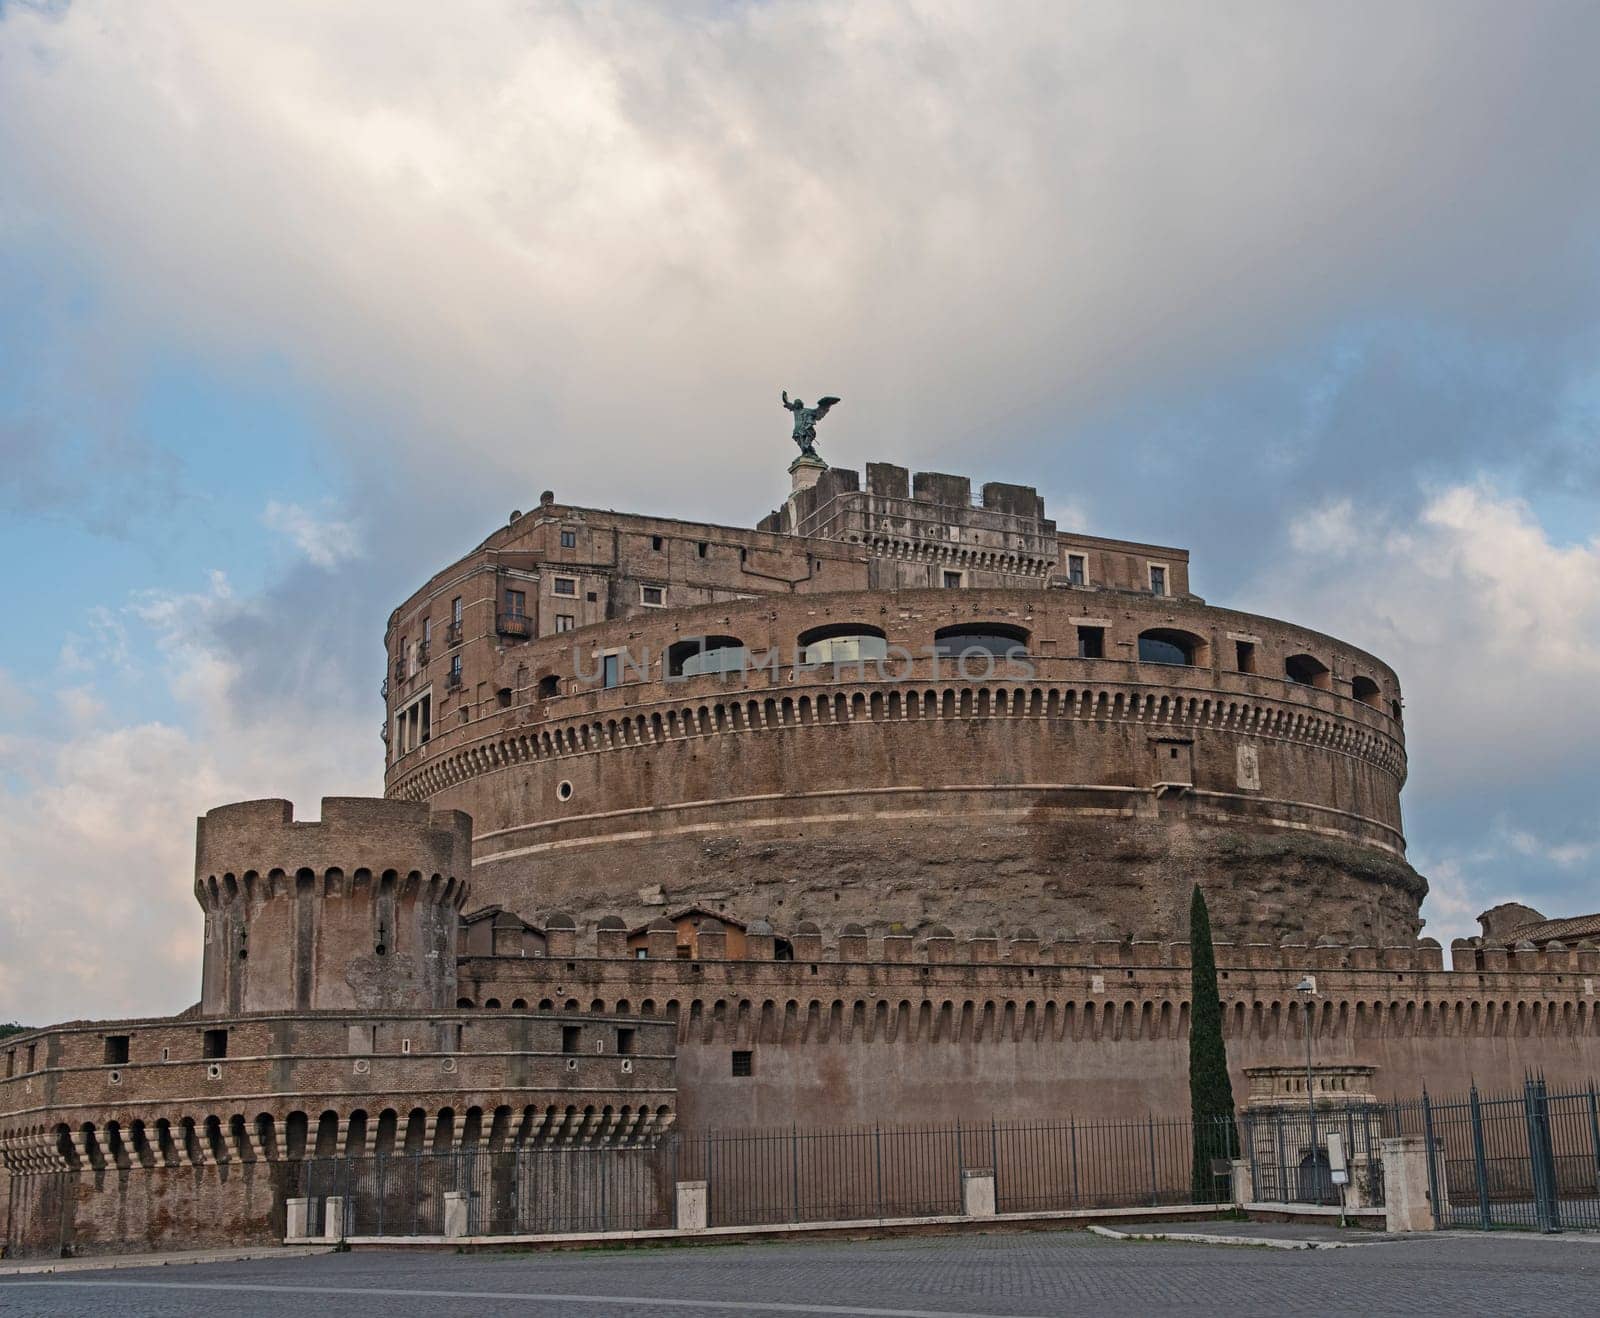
[4, 1228, 1598, 1317]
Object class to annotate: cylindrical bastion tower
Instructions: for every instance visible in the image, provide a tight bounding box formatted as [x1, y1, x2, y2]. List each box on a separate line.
[380, 460, 1424, 946]
[195, 797, 472, 1015]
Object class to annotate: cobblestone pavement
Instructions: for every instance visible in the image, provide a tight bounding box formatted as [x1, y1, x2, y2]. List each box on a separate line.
[3, 1228, 1598, 1317]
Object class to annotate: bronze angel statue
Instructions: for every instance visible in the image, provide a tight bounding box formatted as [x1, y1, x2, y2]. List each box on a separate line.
[782, 391, 841, 459]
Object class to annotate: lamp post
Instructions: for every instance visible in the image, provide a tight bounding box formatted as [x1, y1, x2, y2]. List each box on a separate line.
[1295, 975, 1318, 1199]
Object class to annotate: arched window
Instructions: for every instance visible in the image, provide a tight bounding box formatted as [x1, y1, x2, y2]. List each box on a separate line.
[667, 635, 747, 678]
[797, 624, 888, 666]
[932, 623, 1031, 660]
[1137, 628, 1206, 667]
[537, 674, 560, 699]
[1351, 675, 1382, 707]
[1285, 653, 1331, 690]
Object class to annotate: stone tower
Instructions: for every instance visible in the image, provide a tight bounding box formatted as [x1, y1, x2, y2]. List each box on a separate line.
[193, 797, 471, 1015]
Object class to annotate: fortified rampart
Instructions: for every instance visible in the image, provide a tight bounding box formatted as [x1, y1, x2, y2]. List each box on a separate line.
[453, 922, 1600, 1129]
[0, 1009, 674, 1256]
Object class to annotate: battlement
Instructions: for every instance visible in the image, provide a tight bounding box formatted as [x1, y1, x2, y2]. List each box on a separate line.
[195, 797, 472, 891]
[462, 916, 1600, 979]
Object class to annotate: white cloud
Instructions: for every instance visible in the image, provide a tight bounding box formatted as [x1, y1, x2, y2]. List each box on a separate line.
[1504, 828, 1598, 871]
[262, 501, 363, 569]
[1289, 499, 1359, 556]
[0, 575, 375, 1024]
[1247, 482, 1600, 945]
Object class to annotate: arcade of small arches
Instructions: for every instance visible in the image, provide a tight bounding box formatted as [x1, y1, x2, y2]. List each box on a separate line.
[2, 1101, 675, 1174]
[559, 620, 1396, 709]
[389, 676, 1408, 806]
[438, 991, 1600, 1048]
[195, 869, 465, 909]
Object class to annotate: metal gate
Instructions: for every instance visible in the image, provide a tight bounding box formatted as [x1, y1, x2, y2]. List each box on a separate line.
[1422, 1077, 1600, 1231]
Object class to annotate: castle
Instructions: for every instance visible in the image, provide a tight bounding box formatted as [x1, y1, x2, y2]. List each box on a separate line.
[3, 451, 1596, 1256]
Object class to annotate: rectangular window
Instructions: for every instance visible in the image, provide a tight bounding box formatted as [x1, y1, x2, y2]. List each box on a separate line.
[1067, 553, 1087, 586]
[943, 570, 963, 588]
[635, 947, 648, 960]
[560, 529, 577, 549]
[504, 588, 526, 617]
[420, 694, 431, 743]
[640, 585, 665, 607]
[449, 655, 463, 682]
[651, 535, 663, 552]
[553, 576, 577, 597]
[602, 653, 621, 689]
[202, 1029, 228, 1060]
[562, 1025, 583, 1055]
[616, 1027, 636, 1056]
[422, 617, 432, 645]
[731, 1049, 753, 1077]
[5, 1049, 15, 1079]
[451, 596, 463, 624]
[1077, 626, 1105, 659]
[104, 1035, 130, 1065]
[26, 1044, 36, 1073]
[1235, 640, 1257, 674]
[697, 542, 708, 558]
[1149, 565, 1167, 596]
[555, 614, 575, 632]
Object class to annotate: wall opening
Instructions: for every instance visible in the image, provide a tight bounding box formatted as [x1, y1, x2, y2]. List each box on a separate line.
[1137, 628, 1207, 667]
[1285, 653, 1332, 689]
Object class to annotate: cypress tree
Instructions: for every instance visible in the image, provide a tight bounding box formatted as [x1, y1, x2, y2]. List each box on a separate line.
[1189, 884, 1239, 1199]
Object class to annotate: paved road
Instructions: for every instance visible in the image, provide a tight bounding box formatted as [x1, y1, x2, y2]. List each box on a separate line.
[3, 1229, 1599, 1317]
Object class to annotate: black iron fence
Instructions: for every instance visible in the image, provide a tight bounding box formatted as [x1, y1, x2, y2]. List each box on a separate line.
[283, 1114, 1246, 1238]
[1406, 1077, 1600, 1232]
[291, 1144, 676, 1237]
[676, 1114, 1239, 1227]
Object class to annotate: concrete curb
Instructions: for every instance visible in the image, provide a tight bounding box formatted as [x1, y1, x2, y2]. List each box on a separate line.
[337, 1202, 1234, 1252]
[1087, 1224, 1373, 1250]
[0, 1245, 336, 1277]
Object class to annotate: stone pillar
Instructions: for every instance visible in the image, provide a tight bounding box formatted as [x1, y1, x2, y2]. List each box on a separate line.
[285, 1197, 312, 1241]
[1381, 1137, 1445, 1232]
[443, 1191, 471, 1239]
[1230, 1157, 1253, 1208]
[676, 1180, 708, 1231]
[961, 1170, 997, 1217]
[323, 1196, 346, 1242]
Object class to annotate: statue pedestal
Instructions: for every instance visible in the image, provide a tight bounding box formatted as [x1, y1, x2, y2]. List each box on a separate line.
[789, 452, 828, 494]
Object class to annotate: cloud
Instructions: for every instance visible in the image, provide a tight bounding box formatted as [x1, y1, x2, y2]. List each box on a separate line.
[0, 573, 376, 1023]
[2, 1, 1599, 530]
[262, 500, 363, 568]
[1245, 483, 1600, 945]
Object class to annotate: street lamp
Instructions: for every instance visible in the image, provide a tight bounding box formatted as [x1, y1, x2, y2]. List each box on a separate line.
[1295, 975, 1318, 1198]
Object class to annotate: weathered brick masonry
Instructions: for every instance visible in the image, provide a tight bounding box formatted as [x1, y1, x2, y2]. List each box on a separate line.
[7, 456, 1585, 1258]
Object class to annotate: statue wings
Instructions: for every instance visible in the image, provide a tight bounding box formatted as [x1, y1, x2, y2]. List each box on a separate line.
[813, 396, 841, 421]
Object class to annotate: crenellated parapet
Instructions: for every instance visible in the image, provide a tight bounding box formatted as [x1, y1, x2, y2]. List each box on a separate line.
[460, 915, 1481, 975]
[193, 798, 472, 1015]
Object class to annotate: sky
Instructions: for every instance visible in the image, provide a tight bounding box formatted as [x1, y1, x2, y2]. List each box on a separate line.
[2, 1, 1599, 1024]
